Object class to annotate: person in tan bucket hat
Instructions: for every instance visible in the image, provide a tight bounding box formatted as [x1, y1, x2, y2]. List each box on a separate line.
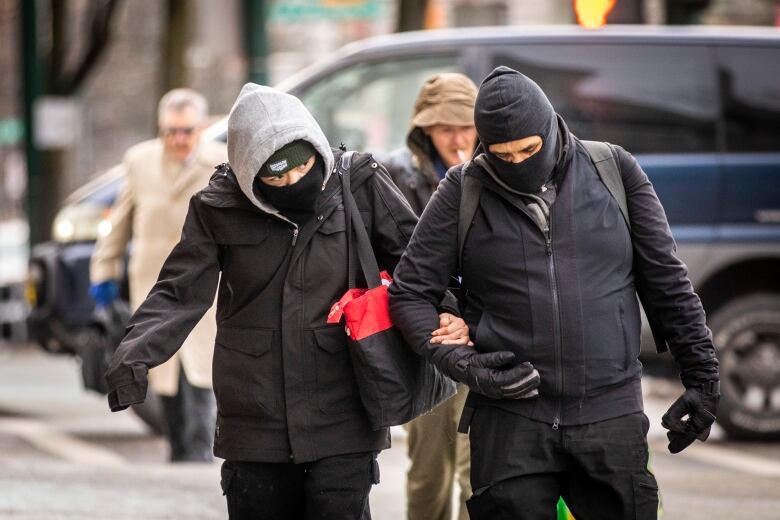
[385, 72, 478, 520]
[386, 73, 478, 216]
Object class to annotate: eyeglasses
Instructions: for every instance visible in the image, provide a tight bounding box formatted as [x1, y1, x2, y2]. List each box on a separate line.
[160, 126, 197, 136]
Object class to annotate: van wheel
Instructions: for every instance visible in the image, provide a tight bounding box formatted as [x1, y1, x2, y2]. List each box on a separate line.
[711, 294, 780, 440]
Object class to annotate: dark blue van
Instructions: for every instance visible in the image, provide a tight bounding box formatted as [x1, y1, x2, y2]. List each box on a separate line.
[28, 26, 780, 439]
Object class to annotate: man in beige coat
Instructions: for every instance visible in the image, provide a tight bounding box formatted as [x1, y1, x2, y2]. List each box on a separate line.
[90, 89, 226, 462]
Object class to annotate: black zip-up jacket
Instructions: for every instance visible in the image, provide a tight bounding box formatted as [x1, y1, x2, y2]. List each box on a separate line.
[389, 124, 718, 426]
[383, 147, 437, 216]
[105, 150, 422, 463]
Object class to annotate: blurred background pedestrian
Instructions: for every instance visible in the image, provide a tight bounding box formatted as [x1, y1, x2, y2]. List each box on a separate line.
[384, 72, 479, 520]
[90, 88, 226, 462]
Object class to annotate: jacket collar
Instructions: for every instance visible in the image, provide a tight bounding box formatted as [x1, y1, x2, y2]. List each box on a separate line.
[553, 115, 574, 183]
[406, 127, 441, 189]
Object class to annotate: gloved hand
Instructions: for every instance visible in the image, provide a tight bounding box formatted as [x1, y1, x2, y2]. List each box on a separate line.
[105, 364, 148, 412]
[435, 346, 540, 400]
[90, 280, 119, 308]
[661, 381, 719, 454]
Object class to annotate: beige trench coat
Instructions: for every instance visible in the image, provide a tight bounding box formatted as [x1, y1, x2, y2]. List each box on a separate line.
[90, 138, 227, 396]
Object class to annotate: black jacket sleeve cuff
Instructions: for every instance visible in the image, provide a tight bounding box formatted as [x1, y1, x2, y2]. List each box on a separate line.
[436, 290, 460, 317]
[105, 364, 148, 412]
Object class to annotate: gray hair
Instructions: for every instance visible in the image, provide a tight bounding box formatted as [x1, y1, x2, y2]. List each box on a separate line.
[157, 88, 208, 122]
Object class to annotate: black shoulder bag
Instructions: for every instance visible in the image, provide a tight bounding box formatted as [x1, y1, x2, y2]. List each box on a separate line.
[327, 151, 456, 430]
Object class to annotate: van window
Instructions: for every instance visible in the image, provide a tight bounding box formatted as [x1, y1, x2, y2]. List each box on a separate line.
[717, 46, 780, 152]
[489, 44, 719, 154]
[300, 55, 460, 154]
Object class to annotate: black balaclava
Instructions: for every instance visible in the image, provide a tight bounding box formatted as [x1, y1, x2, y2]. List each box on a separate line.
[475, 66, 559, 194]
[254, 154, 324, 218]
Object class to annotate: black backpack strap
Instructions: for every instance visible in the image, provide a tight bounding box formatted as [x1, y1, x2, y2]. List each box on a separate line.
[458, 161, 481, 271]
[582, 141, 673, 352]
[582, 140, 630, 231]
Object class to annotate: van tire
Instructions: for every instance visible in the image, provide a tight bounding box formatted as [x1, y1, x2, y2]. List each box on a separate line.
[710, 294, 780, 440]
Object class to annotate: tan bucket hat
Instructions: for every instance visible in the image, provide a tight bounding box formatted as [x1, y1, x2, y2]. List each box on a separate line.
[410, 73, 478, 128]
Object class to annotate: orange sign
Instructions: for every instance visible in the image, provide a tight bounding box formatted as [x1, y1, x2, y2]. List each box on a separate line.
[574, 0, 617, 29]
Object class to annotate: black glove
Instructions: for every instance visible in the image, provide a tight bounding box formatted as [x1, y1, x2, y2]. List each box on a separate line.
[435, 347, 540, 400]
[661, 381, 719, 454]
[105, 364, 149, 412]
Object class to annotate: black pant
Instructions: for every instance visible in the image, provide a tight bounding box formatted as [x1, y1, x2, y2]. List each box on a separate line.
[220, 452, 379, 520]
[160, 368, 216, 462]
[466, 409, 659, 520]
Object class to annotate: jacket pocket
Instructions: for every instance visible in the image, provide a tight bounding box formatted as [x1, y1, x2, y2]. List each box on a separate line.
[359, 209, 372, 234]
[584, 296, 630, 394]
[622, 294, 642, 372]
[311, 325, 363, 414]
[312, 212, 348, 277]
[213, 327, 278, 416]
[316, 211, 347, 235]
[317, 207, 371, 234]
[215, 222, 270, 245]
[620, 296, 630, 370]
[632, 472, 660, 519]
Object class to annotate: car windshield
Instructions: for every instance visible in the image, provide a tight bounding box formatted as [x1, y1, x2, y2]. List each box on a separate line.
[79, 177, 123, 207]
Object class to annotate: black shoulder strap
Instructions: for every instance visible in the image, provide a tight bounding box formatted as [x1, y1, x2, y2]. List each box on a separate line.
[582, 140, 630, 231]
[339, 151, 381, 289]
[458, 161, 481, 271]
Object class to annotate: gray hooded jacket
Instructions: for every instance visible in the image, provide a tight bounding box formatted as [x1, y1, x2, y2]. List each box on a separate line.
[105, 84, 422, 463]
[228, 83, 335, 224]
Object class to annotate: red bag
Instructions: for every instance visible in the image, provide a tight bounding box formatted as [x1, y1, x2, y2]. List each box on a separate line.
[329, 152, 456, 430]
[327, 272, 393, 340]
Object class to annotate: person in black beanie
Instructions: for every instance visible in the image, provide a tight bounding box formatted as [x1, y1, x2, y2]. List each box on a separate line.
[389, 66, 719, 519]
[104, 84, 473, 519]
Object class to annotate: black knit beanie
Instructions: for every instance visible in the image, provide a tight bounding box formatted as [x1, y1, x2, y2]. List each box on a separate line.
[258, 140, 316, 177]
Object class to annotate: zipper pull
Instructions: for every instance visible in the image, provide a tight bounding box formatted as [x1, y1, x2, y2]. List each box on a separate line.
[544, 225, 552, 256]
[552, 417, 560, 430]
[291, 228, 299, 246]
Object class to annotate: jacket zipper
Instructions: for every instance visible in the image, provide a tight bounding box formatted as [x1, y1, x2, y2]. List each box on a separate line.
[544, 217, 563, 431]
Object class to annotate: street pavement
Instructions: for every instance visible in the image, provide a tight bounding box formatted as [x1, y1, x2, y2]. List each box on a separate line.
[1, 343, 779, 519]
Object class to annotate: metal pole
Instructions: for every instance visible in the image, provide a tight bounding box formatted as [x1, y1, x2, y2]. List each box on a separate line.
[20, 0, 42, 245]
[244, 0, 268, 85]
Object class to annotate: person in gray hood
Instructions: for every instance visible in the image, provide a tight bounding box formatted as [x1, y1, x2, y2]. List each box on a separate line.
[103, 83, 472, 519]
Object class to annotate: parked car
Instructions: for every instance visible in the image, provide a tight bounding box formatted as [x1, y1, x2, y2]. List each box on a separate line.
[0, 219, 29, 344]
[28, 25, 780, 439]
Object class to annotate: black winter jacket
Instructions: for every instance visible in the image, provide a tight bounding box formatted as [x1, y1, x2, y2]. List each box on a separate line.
[384, 148, 439, 216]
[106, 150, 421, 463]
[389, 124, 719, 427]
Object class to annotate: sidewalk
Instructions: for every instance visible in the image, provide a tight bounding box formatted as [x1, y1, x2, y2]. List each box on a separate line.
[2, 344, 780, 519]
[0, 344, 409, 519]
